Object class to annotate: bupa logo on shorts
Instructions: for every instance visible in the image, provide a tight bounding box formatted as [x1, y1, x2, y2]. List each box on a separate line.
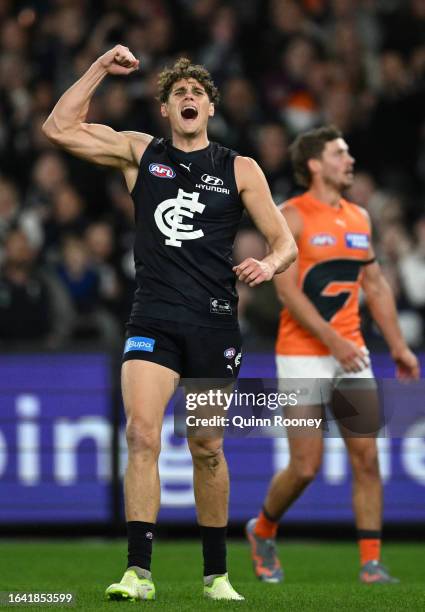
[124, 336, 156, 353]
[310, 233, 337, 247]
[345, 233, 369, 250]
[149, 163, 176, 179]
[224, 347, 236, 359]
[201, 174, 223, 186]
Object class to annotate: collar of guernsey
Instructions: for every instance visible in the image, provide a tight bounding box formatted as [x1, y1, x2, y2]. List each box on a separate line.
[128, 138, 244, 328]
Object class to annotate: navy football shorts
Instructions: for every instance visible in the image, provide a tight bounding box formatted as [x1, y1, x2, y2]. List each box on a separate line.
[122, 317, 242, 379]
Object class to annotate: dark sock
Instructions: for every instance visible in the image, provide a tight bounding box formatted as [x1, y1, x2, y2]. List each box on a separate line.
[200, 525, 227, 576]
[357, 529, 381, 540]
[127, 521, 155, 572]
[262, 505, 279, 522]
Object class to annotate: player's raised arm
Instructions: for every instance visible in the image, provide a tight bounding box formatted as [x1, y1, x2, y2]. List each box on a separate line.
[233, 156, 297, 287]
[42, 45, 152, 176]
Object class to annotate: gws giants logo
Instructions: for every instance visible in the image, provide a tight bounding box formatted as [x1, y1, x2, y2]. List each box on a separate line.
[149, 163, 176, 179]
[154, 188, 205, 247]
[201, 174, 223, 186]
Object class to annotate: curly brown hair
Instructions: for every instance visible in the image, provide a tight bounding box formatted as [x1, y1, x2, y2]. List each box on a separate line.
[157, 57, 220, 104]
[289, 125, 342, 187]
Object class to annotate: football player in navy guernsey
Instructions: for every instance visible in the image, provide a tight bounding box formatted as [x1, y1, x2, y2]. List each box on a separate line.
[43, 46, 297, 602]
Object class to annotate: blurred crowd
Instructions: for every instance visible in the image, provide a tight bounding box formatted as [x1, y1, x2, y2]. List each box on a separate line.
[0, 0, 424, 351]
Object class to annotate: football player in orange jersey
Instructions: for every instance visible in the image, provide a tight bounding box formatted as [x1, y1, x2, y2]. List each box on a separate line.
[246, 125, 420, 584]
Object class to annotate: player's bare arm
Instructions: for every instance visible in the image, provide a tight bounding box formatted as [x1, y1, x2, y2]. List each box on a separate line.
[274, 204, 369, 373]
[42, 45, 152, 191]
[233, 157, 297, 287]
[361, 252, 419, 380]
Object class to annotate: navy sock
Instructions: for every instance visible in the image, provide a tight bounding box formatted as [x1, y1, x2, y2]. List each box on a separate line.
[200, 525, 227, 576]
[127, 521, 155, 572]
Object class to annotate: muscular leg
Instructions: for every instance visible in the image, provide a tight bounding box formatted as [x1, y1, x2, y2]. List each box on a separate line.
[336, 382, 383, 566]
[334, 381, 382, 530]
[264, 405, 324, 520]
[185, 382, 233, 527]
[188, 434, 229, 578]
[122, 360, 179, 522]
[184, 379, 243, 595]
[344, 436, 382, 531]
[264, 430, 323, 520]
[188, 436, 228, 526]
[104, 360, 180, 597]
[343, 434, 383, 571]
[247, 405, 323, 582]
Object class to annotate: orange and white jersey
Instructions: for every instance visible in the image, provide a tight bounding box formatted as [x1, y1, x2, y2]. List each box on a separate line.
[276, 192, 372, 356]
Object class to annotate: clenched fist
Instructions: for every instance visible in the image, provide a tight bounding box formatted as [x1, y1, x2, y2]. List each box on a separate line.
[97, 45, 139, 75]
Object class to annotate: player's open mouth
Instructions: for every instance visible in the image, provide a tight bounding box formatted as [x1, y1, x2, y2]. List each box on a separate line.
[181, 106, 198, 120]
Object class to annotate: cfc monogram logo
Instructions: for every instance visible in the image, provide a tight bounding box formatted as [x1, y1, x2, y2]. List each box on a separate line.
[154, 189, 205, 247]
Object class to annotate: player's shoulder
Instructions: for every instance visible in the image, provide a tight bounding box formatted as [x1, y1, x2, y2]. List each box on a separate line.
[342, 198, 371, 224]
[278, 195, 305, 238]
[278, 192, 308, 216]
[233, 156, 264, 189]
[209, 140, 239, 160]
[120, 131, 154, 164]
[234, 155, 258, 172]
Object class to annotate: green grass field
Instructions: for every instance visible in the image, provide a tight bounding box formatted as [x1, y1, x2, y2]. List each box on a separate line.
[0, 540, 423, 611]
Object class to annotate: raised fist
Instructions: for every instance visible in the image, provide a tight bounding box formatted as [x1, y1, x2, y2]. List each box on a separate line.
[97, 45, 139, 76]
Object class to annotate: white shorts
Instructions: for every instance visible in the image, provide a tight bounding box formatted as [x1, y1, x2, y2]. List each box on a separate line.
[276, 349, 375, 406]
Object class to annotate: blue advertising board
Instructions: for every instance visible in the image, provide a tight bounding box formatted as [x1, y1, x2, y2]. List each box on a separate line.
[0, 353, 424, 524]
[0, 355, 112, 522]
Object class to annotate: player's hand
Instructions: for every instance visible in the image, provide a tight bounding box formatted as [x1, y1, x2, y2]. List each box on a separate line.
[391, 346, 420, 380]
[233, 258, 274, 287]
[324, 332, 370, 373]
[97, 45, 139, 76]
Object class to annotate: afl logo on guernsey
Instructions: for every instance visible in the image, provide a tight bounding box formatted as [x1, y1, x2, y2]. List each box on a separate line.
[224, 347, 236, 359]
[149, 163, 176, 179]
[310, 234, 336, 246]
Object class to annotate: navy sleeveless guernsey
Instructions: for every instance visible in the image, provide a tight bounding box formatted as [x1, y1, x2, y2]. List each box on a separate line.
[129, 138, 244, 329]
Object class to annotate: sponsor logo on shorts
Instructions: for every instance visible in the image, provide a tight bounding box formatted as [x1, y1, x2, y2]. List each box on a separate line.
[124, 336, 156, 353]
[210, 298, 232, 315]
[345, 232, 369, 249]
[224, 347, 236, 359]
[149, 163, 176, 179]
[310, 233, 336, 246]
